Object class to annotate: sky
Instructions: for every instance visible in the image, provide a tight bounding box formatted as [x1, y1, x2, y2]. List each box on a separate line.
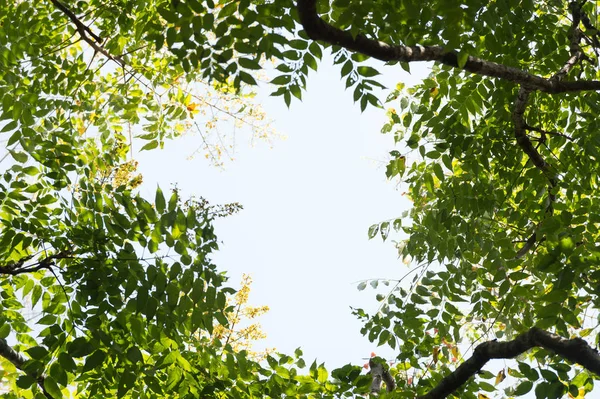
[135, 57, 431, 369]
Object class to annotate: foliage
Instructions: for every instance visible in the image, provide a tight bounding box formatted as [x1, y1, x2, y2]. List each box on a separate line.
[0, 0, 276, 168]
[3, 0, 600, 398]
[207, 273, 273, 360]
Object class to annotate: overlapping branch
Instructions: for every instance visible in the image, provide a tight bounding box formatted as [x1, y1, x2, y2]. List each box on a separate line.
[367, 328, 600, 399]
[417, 328, 600, 399]
[296, 0, 600, 93]
[298, 3, 600, 398]
[49, 0, 124, 65]
[0, 339, 51, 398]
[512, 1, 587, 257]
[297, 0, 598, 259]
[0, 252, 70, 275]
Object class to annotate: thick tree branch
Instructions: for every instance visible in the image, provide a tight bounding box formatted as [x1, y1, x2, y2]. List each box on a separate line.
[579, 2, 600, 49]
[0, 339, 51, 398]
[0, 252, 70, 275]
[416, 328, 600, 399]
[512, 88, 549, 171]
[296, 0, 600, 93]
[515, 232, 546, 259]
[49, 0, 124, 66]
[524, 124, 573, 142]
[511, 1, 586, 257]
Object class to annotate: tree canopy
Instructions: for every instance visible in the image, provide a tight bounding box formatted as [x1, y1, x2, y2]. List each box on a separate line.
[2, 0, 600, 398]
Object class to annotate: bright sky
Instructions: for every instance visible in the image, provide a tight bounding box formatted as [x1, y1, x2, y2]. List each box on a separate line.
[135, 57, 430, 369]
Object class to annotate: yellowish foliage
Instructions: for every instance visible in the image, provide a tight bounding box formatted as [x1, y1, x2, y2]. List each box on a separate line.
[211, 274, 274, 360]
[494, 369, 506, 385]
[568, 387, 586, 399]
[184, 79, 283, 167]
[113, 160, 143, 189]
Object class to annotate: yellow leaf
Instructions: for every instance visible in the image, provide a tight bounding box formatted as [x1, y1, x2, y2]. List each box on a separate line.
[495, 369, 506, 385]
[580, 328, 593, 337]
[186, 102, 200, 114]
[568, 387, 585, 399]
[478, 394, 490, 399]
[451, 346, 459, 361]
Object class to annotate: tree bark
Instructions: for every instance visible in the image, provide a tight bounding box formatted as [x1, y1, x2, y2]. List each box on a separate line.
[296, 0, 600, 93]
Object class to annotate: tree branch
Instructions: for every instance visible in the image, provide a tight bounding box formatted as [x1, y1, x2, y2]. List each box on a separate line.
[525, 124, 573, 142]
[0, 252, 70, 276]
[415, 328, 600, 399]
[0, 339, 51, 398]
[296, 0, 600, 93]
[49, 0, 124, 66]
[510, 1, 586, 257]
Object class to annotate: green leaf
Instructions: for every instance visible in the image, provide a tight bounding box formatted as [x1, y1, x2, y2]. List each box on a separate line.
[9, 150, 27, 163]
[83, 350, 106, 373]
[127, 346, 144, 363]
[368, 224, 379, 239]
[157, 7, 178, 23]
[155, 187, 166, 213]
[271, 75, 291, 85]
[309, 42, 322, 59]
[433, 163, 444, 181]
[457, 51, 469, 68]
[69, 337, 92, 358]
[239, 71, 257, 85]
[317, 365, 328, 383]
[38, 314, 57, 325]
[16, 375, 36, 389]
[166, 367, 183, 390]
[58, 353, 77, 373]
[27, 346, 49, 360]
[1, 120, 17, 132]
[0, 324, 10, 339]
[141, 140, 159, 151]
[514, 380, 533, 395]
[239, 57, 261, 70]
[561, 309, 580, 328]
[49, 362, 68, 386]
[44, 376, 62, 398]
[166, 27, 178, 48]
[303, 52, 318, 71]
[341, 60, 353, 77]
[380, 221, 390, 241]
[118, 369, 137, 397]
[357, 66, 380, 77]
[31, 285, 42, 307]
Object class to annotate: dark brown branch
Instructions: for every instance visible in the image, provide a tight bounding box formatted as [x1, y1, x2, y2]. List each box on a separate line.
[49, 0, 124, 66]
[0, 252, 70, 275]
[513, 88, 549, 171]
[510, 1, 588, 257]
[515, 232, 547, 259]
[49, 0, 101, 43]
[0, 339, 51, 398]
[296, 0, 600, 93]
[524, 124, 573, 142]
[416, 328, 600, 399]
[579, 2, 600, 48]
